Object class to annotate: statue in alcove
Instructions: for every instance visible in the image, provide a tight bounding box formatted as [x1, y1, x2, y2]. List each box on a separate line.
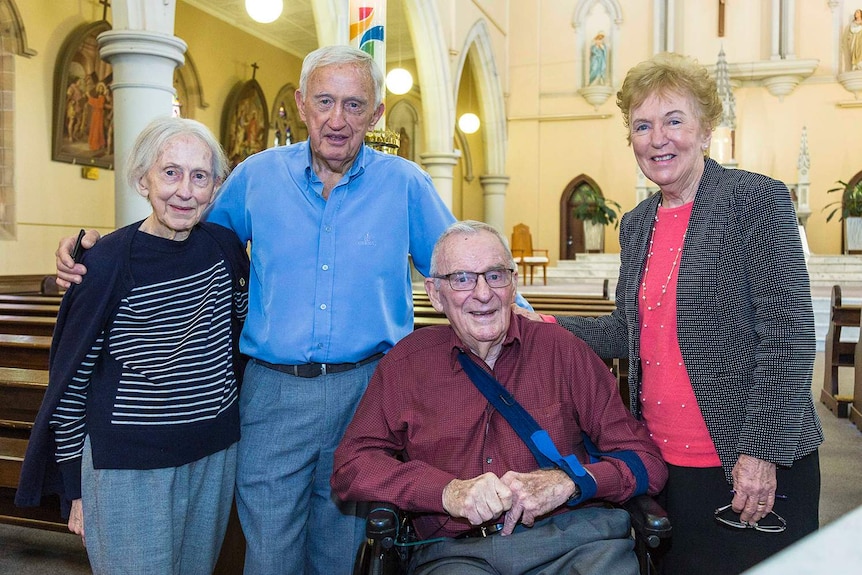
[588, 32, 608, 85]
[849, 9, 862, 71]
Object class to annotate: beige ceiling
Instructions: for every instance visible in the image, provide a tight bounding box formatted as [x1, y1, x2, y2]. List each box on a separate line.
[182, 0, 412, 62]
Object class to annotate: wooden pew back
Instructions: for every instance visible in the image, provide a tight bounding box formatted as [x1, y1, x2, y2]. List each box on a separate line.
[821, 285, 861, 418]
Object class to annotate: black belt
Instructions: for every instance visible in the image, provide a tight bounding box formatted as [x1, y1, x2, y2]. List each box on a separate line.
[256, 353, 384, 378]
[456, 523, 505, 539]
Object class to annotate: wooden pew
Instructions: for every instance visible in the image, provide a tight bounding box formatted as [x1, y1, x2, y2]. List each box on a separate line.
[0, 367, 67, 531]
[821, 285, 860, 418]
[0, 315, 56, 337]
[0, 303, 61, 318]
[847, 345, 862, 431]
[0, 294, 64, 305]
[0, 275, 52, 295]
[851, 311, 862, 433]
[0, 334, 52, 370]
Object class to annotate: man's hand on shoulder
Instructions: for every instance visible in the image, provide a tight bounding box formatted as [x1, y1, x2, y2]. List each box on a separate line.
[55, 229, 100, 289]
[499, 468, 576, 535]
[442, 473, 512, 526]
[510, 303, 544, 322]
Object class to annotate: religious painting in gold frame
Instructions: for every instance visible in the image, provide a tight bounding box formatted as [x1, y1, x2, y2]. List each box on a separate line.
[222, 79, 269, 170]
[52, 20, 114, 169]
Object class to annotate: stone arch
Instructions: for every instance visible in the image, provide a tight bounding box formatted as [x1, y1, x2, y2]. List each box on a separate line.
[0, 0, 35, 58]
[173, 51, 208, 118]
[387, 99, 420, 163]
[403, 0, 454, 152]
[453, 20, 506, 175]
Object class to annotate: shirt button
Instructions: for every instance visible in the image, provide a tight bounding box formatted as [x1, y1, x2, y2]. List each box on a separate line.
[320, 304, 327, 310]
[322, 264, 329, 271]
[486, 457, 492, 464]
[325, 226, 332, 232]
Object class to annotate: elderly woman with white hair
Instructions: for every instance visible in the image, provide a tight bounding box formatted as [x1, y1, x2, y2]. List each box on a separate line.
[17, 116, 249, 574]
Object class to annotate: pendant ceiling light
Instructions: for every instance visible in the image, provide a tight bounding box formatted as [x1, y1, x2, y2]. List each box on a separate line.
[245, 0, 283, 24]
[458, 70, 480, 134]
[458, 112, 480, 134]
[386, 68, 413, 95]
[386, 23, 413, 95]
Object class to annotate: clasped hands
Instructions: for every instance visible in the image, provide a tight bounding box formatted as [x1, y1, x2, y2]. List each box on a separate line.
[442, 468, 578, 536]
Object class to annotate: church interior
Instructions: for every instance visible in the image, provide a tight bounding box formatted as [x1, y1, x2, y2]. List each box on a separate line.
[2, 0, 862, 273]
[2, 0, 862, 572]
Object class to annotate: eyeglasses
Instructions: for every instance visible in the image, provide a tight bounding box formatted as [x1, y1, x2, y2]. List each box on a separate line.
[433, 268, 515, 291]
[713, 504, 787, 533]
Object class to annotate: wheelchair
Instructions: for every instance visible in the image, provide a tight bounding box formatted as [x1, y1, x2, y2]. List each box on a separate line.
[354, 494, 671, 575]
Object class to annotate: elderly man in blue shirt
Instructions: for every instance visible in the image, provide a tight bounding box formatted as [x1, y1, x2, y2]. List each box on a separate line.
[56, 45, 456, 575]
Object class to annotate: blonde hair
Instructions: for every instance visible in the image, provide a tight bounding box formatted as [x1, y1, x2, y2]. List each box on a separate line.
[616, 52, 723, 144]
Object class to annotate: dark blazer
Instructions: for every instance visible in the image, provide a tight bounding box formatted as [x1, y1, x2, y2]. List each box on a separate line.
[558, 158, 823, 481]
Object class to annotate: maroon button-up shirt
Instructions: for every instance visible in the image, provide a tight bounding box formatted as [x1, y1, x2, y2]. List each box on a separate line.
[332, 313, 667, 539]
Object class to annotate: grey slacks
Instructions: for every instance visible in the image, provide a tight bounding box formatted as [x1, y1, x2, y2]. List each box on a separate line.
[409, 506, 638, 575]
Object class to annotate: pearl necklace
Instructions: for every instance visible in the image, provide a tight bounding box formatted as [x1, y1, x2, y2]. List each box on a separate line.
[640, 214, 685, 311]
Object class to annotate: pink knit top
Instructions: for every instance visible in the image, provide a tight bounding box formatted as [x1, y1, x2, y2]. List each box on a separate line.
[638, 202, 721, 467]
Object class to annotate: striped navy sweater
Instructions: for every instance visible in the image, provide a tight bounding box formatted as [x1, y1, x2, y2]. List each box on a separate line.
[15, 222, 249, 506]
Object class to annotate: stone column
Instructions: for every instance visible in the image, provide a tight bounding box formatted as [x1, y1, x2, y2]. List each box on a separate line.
[479, 174, 509, 233]
[98, 30, 187, 227]
[419, 151, 460, 210]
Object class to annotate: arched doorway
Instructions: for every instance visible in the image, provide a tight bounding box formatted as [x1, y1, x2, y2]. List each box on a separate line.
[559, 175, 605, 259]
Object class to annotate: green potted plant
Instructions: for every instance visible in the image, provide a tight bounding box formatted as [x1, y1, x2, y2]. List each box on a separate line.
[571, 185, 622, 227]
[823, 180, 862, 253]
[824, 180, 862, 222]
[571, 185, 622, 252]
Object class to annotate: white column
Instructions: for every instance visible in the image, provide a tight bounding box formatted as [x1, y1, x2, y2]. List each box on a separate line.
[771, 0, 782, 60]
[666, 0, 675, 53]
[98, 30, 187, 227]
[783, 0, 796, 59]
[479, 174, 509, 233]
[419, 151, 460, 210]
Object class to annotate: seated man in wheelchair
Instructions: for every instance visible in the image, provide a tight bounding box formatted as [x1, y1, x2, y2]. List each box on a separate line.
[332, 220, 668, 575]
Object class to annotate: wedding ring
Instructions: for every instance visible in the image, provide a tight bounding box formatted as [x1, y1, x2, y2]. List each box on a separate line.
[756, 501, 767, 506]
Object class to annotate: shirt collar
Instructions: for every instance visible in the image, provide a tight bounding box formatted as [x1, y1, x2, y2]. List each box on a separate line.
[446, 310, 523, 369]
[302, 142, 369, 183]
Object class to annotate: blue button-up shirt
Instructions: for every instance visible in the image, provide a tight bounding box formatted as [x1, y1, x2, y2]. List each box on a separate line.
[206, 141, 455, 364]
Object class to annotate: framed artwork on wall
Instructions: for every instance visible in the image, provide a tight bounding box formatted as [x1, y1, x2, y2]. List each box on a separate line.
[52, 20, 114, 170]
[222, 78, 269, 170]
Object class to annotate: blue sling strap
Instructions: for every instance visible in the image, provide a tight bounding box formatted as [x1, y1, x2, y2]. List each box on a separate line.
[456, 350, 649, 506]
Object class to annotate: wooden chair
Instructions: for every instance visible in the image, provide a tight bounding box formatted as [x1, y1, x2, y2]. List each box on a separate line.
[511, 223, 549, 285]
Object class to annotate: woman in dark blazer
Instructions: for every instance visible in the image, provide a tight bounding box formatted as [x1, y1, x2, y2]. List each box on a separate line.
[539, 53, 823, 575]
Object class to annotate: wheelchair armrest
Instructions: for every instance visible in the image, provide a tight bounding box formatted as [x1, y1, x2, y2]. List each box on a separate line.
[622, 494, 672, 549]
[365, 502, 401, 550]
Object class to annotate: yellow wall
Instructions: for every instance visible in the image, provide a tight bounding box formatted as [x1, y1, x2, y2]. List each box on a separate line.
[504, 1, 862, 259]
[6, 0, 115, 275]
[4, 0, 862, 278]
[0, 0, 301, 276]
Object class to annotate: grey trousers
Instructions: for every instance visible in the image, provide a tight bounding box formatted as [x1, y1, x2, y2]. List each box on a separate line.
[409, 506, 638, 575]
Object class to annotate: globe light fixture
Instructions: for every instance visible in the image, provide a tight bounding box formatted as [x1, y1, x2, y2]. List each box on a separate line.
[458, 112, 480, 134]
[386, 68, 413, 95]
[245, 0, 283, 24]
